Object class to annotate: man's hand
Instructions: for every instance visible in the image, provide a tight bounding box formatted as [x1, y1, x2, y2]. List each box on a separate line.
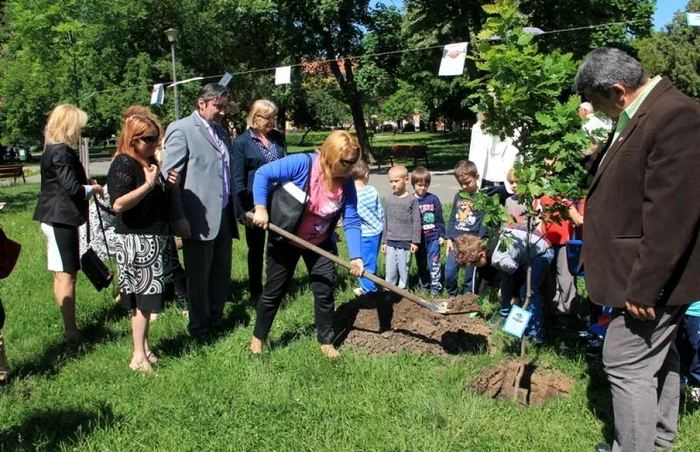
[174, 218, 191, 239]
[349, 258, 364, 277]
[625, 300, 656, 321]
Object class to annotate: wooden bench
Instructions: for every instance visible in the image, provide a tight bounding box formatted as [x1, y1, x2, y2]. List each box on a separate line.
[0, 164, 26, 184]
[379, 144, 429, 169]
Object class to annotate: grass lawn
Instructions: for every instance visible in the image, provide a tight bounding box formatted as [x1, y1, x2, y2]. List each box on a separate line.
[1, 182, 699, 451]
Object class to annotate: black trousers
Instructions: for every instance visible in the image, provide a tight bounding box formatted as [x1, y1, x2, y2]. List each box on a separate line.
[254, 238, 336, 344]
[0, 297, 4, 330]
[244, 225, 266, 298]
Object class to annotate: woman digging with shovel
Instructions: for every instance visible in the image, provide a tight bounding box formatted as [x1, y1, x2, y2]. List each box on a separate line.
[249, 130, 364, 359]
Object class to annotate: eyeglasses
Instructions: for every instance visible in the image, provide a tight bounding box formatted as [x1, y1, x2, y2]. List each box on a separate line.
[255, 114, 276, 122]
[340, 157, 359, 168]
[138, 135, 159, 144]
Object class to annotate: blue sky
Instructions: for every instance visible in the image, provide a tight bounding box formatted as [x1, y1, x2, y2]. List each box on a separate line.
[654, 0, 689, 29]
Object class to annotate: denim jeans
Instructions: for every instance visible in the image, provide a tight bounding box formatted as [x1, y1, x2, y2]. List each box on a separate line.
[416, 238, 442, 293]
[445, 247, 477, 297]
[521, 248, 554, 341]
[685, 315, 700, 384]
[358, 234, 381, 293]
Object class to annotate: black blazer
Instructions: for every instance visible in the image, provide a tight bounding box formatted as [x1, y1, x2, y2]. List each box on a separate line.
[33, 143, 89, 227]
[232, 128, 286, 212]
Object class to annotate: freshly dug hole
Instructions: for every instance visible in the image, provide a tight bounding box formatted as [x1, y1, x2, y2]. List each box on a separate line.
[470, 360, 574, 406]
[334, 292, 490, 356]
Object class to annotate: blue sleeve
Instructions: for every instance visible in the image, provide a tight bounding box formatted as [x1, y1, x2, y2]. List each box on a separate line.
[446, 193, 458, 239]
[341, 177, 362, 259]
[433, 195, 445, 238]
[252, 153, 312, 207]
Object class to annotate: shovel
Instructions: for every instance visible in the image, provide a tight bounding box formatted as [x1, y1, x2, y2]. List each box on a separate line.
[246, 212, 451, 314]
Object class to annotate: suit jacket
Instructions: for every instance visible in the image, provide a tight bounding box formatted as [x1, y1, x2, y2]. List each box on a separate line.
[162, 111, 239, 241]
[33, 143, 89, 227]
[583, 78, 700, 308]
[231, 128, 285, 212]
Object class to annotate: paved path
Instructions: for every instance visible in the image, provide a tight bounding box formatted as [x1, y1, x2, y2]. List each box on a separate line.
[5, 156, 461, 204]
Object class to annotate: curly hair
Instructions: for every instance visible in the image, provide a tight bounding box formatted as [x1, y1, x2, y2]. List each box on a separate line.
[453, 235, 485, 267]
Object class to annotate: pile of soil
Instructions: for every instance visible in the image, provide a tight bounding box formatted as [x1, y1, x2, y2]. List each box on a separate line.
[469, 360, 574, 406]
[334, 292, 490, 356]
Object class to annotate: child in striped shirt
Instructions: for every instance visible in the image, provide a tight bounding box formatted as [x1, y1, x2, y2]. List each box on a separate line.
[351, 160, 384, 296]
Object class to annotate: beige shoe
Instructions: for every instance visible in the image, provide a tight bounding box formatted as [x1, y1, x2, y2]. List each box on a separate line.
[0, 332, 10, 383]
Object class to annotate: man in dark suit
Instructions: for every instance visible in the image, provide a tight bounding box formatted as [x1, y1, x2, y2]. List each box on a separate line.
[162, 84, 239, 339]
[574, 48, 700, 452]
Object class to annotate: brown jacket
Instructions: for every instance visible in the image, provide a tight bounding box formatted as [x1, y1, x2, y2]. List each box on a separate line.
[584, 78, 700, 308]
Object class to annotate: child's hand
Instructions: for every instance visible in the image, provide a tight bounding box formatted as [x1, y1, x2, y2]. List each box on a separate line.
[445, 239, 453, 255]
[438, 237, 444, 246]
[381, 244, 387, 254]
[410, 243, 418, 254]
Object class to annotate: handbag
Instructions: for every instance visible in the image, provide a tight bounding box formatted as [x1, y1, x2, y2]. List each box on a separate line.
[80, 195, 114, 291]
[268, 153, 312, 235]
[0, 228, 21, 279]
[565, 227, 585, 277]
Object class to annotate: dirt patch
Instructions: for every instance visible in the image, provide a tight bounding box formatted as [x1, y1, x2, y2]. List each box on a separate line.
[334, 292, 490, 356]
[470, 360, 574, 406]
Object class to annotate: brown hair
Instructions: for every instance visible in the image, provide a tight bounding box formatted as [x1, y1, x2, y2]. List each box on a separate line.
[350, 159, 370, 180]
[115, 114, 161, 166]
[454, 159, 478, 178]
[453, 235, 485, 266]
[318, 130, 361, 186]
[411, 166, 431, 185]
[44, 104, 87, 148]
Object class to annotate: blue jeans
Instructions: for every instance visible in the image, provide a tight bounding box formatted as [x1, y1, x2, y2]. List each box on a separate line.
[445, 246, 477, 297]
[358, 234, 381, 293]
[685, 315, 700, 384]
[522, 248, 554, 341]
[416, 238, 442, 293]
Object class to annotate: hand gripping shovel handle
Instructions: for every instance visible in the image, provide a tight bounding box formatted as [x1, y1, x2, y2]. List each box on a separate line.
[245, 212, 450, 314]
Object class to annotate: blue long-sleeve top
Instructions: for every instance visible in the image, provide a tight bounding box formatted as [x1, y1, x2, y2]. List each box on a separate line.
[252, 152, 362, 260]
[416, 192, 445, 242]
[446, 191, 487, 239]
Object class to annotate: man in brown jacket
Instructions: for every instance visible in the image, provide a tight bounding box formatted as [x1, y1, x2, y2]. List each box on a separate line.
[575, 47, 700, 452]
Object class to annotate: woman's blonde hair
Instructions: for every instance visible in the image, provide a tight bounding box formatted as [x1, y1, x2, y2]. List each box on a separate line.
[115, 114, 161, 166]
[246, 99, 278, 129]
[44, 104, 87, 148]
[317, 130, 360, 184]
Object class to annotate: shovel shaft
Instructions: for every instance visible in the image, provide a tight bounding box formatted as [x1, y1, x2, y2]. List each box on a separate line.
[245, 212, 440, 310]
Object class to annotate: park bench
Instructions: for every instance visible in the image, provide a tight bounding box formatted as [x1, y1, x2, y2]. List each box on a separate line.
[378, 144, 429, 169]
[0, 164, 25, 184]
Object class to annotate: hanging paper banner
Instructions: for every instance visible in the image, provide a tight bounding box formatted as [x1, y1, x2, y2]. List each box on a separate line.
[275, 66, 292, 85]
[688, 12, 700, 26]
[438, 43, 468, 76]
[150, 84, 164, 105]
[167, 76, 204, 88]
[219, 72, 233, 87]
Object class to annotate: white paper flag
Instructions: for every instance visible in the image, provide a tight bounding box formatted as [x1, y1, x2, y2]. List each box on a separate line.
[438, 43, 468, 77]
[687, 12, 700, 26]
[150, 84, 164, 105]
[275, 66, 292, 85]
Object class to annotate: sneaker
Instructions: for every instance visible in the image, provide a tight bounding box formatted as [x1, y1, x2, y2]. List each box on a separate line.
[586, 337, 604, 357]
[352, 288, 365, 297]
[691, 387, 700, 403]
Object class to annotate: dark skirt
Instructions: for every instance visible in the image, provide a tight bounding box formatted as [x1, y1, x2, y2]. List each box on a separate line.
[115, 234, 177, 312]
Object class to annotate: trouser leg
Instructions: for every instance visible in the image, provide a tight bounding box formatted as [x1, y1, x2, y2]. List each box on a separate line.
[209, 207, 233, 323]
[359, 234, 380, 293]
[396, 248, 410, 290]
[445, 248, 459, 297]
[604, 306, 685, 452]
[182, 239, 213, 335]
[302, 241, 337, 344]
[427, 239, 442, 293]
[552, 245, 577, 315]
[385, 246, 399, 286]
[253, 240, 301, 340]
[245, 224, 266, 298]
[415, 243, 429, 290]
[685, 315, 700, 384]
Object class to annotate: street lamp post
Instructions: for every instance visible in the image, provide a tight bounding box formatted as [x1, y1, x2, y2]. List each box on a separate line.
[164, 28, 180, 120]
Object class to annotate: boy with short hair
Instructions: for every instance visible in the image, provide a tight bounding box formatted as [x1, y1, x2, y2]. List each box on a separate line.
[351, 160, 384, 296]
[411, 167, 445, 295]
[382, 165, 421, 289]
[452, 230, 554, 343]
[444, 160, 487, 297]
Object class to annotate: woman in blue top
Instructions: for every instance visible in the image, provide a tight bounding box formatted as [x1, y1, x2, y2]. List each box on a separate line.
[232, 100, 286, 303]
[250, 130, 364, 358]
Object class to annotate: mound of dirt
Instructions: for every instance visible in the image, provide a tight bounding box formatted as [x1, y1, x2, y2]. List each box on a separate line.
[334, 292, 490, 356]
[470, 360, 574, 406]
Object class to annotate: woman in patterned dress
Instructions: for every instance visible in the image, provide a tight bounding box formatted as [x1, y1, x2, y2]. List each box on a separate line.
[107, 112, 179, 372]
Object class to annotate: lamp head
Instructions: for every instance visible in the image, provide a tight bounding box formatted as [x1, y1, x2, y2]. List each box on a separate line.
[164, 28, 179, 43]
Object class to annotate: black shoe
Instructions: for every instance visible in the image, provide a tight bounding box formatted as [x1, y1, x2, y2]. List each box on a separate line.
[594, 443, 612, 452]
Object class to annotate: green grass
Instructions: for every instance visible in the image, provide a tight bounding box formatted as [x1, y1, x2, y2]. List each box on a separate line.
[1, 183, 699, 451]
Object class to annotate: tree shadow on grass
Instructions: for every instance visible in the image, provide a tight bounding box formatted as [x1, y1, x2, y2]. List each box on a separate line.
[0, 403, 120, 451]
[10, 302, 127, 380]
[585, 357, 614, 445]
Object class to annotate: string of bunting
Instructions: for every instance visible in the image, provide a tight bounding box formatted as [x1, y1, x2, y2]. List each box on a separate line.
[72, 15, 681, 104]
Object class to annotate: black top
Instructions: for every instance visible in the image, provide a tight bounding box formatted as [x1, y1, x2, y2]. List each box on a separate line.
[107, 154, 170, 235]
[33, 143, 89, 227]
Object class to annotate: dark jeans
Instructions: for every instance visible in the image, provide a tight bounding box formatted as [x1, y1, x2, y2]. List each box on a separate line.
[685, 315, 700, 384]
[244, 225, 266, 298]
[416, 238, 442, 293]
[445, 247, 477, 297]
[254, 238, 337, 344]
